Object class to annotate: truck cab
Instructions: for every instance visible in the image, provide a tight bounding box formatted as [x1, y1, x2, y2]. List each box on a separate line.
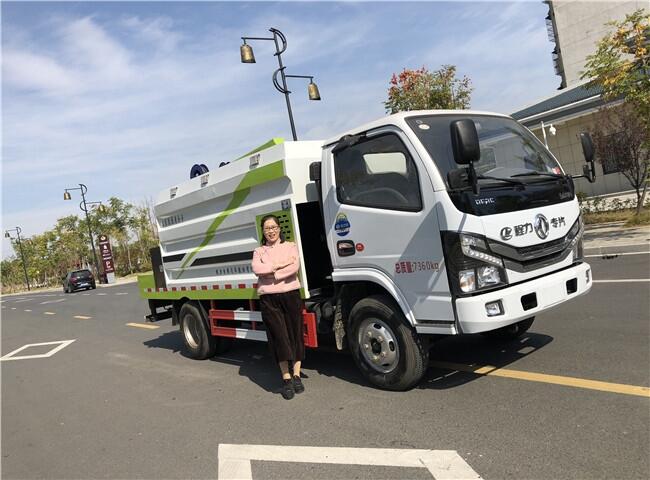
[314, 110, 593, 386]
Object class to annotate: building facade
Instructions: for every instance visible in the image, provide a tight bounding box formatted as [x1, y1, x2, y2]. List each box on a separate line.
[512, 1, 646, 197]
[546, 0, 647, 88]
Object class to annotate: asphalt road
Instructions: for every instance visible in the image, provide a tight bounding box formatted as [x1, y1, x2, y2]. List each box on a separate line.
[2, 254, 649, 480]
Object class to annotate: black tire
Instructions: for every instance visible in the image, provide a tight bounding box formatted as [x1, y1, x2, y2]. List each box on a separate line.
[63, 285, 68, 293]
[179, 302, 217, 359]
[481, 317, 535, 341]
[348, 295, 428, 391]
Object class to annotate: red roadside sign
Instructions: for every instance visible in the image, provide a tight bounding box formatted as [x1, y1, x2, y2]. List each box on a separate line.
[98, 234, 115, 274]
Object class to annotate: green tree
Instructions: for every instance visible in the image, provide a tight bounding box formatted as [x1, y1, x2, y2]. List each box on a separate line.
[384, 65, 473, 114]
[581, 9, 650, 129]
[2, 195, 159, 293]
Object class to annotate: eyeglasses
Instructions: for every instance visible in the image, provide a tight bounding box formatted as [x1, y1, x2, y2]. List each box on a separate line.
[263, 226, 280, 232]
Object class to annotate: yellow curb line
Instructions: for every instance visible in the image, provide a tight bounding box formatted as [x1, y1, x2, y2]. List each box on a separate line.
[431, 361, 650, 398]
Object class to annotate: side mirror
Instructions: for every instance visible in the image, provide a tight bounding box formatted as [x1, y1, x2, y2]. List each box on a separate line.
[450, 119, 480, 165]
[579, 132, 594, 163]
[579, 132, 596, 183]
[309, 162, 321, 182]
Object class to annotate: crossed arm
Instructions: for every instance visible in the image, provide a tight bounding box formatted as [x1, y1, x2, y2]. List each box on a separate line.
[252, 244, 300, 281]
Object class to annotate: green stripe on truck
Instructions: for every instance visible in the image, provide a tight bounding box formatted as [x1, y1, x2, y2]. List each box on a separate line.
[234, 138, 284, 161]
[177, 160, 285, 276]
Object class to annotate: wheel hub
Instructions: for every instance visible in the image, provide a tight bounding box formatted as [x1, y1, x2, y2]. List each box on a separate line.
[358, 318, 399, 373]
[182, 314, 200, 349]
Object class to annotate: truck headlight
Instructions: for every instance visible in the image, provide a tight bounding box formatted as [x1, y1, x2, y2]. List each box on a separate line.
[477, 265, 501, 288]
[460, 234, 503, 267]
[570, 216, 584, 261]
[459, 269, 476, 292]
[442, 231, 508, 297]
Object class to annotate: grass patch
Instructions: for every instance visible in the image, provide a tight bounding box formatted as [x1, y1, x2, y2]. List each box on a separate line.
[582, 207, 650, 226]
[624, 209, 650, 226]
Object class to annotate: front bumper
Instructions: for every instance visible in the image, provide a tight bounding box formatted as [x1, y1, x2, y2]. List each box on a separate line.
[456, 262, 591, 334]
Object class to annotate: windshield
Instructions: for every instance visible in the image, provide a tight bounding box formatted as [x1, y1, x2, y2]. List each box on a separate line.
[405, 114, 562, 188]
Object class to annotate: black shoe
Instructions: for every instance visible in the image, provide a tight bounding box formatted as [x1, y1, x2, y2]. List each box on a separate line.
[281, 379, 294, 400]
[292, 375, 304, 394]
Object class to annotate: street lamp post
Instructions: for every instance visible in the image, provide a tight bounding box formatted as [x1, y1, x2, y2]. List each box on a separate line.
[4, 226, 30, 291]
[64, 184, 103, 283]
[240, 27, 321, 141]
[540, 121, 557, 148]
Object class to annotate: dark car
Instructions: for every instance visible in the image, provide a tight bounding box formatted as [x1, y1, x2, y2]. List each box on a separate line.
[63, 269, 96, 293]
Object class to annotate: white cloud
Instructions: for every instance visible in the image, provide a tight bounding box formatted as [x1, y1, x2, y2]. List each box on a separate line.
[2, 2, 562, 259]
[2, 49, 80, 92]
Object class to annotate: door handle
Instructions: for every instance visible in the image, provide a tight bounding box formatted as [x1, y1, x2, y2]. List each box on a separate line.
[337, 240, 355, 257]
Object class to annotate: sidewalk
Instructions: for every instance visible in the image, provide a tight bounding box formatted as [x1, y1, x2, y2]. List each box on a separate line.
[584, 222, 650, 252]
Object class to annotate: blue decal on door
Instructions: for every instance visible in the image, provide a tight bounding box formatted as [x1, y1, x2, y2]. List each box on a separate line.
[335, 213, 351, 237]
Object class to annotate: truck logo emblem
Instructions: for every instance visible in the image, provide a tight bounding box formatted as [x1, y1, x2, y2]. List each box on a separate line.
[534, 214, 550, 239]
[500, 227, 513, 241]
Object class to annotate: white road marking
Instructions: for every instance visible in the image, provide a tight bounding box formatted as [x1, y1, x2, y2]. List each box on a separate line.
[217, 444, 481, 480]
[1, 340, 76, 361]
[13, 299, 33, 303]
[82, 293, 90, 296]
[96, 293, 107, 296]
[43, 312, 56, 315]
[11, 307, 16, 310]
[593, 279, 650, 283]
[115, 292, 128, 295]
[74, 315, 92, 320]
[40, 298, 65, 305]
[126, 323, 159, 330]
[24, 309, 32, 312]
[586, 251, 650, 258]
[585, 242, 649, 250]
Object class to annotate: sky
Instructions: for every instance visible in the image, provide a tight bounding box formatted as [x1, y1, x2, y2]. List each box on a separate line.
[1, 0, 561, 259]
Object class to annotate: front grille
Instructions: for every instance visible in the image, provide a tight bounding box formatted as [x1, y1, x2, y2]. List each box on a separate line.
[487, 218, 581, 273]
[488, 218, 580, 263]
[516, 236, 566, 257]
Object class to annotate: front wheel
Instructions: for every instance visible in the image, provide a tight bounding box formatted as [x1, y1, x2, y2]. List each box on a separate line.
[481, 317, 535, 341]
[349, 295, 428, 391]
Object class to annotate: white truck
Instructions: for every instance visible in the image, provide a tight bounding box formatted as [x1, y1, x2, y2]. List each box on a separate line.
[139, 110, 596, 390]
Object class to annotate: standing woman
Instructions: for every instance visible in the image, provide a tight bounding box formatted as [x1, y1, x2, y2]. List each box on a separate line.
[252, 215, 305, 400]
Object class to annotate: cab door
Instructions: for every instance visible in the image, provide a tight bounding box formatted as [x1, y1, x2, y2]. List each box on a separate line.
[322, 126, 453, 323]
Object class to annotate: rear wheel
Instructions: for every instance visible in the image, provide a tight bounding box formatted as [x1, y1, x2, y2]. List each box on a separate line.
[179, 302, 217, 359]
[482, 317, 535, 341]
[349, 295, 428, 391]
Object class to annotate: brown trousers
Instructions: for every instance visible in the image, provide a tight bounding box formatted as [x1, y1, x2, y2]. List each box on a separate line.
[259, 290, 304, 363]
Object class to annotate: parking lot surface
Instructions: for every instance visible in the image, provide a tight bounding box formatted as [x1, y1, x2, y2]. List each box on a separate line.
[1, 251, 648, 479]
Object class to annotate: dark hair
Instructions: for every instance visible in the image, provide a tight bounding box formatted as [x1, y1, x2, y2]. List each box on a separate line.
[260, 214, 285, 245]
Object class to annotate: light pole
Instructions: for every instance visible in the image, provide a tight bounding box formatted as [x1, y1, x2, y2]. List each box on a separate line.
[64, 184, 103, 283]
[5, 226, 30, 291]
[540, 121, 557, 148]
[240, 27, 321, 141]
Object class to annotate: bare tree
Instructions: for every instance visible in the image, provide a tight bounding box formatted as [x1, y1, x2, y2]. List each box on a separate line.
[590, 106, 649, 213]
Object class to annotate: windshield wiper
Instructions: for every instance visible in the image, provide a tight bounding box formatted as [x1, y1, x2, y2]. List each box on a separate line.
[511, 171, 565, 179]
[476, 175, 526, 186]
